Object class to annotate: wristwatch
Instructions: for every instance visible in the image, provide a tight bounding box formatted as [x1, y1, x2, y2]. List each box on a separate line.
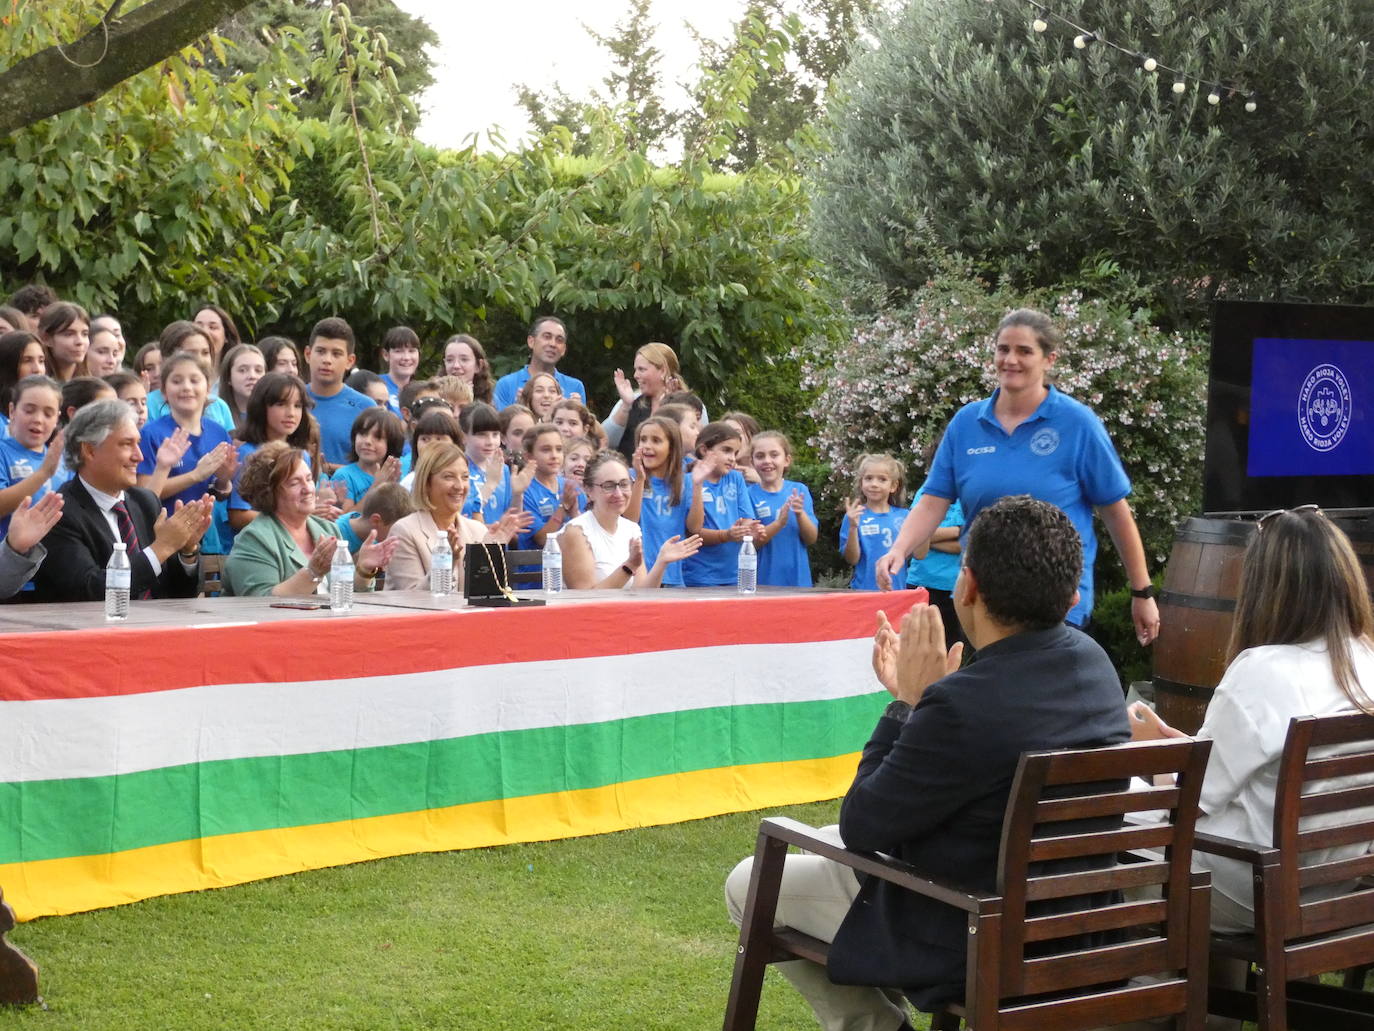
[884, 699, 913, 722]
[1130, 584, 1158, 599]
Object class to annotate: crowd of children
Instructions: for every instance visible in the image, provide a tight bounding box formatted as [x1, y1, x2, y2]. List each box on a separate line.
[0, 288, 952, 596]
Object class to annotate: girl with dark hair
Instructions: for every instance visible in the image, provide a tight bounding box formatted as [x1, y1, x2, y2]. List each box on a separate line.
[458, 402, 512, 523]
[38, 302, 90, 382]
[148, 321, 236, 431]
[0, 331, 47, 437]
[442, 334, 493, 404]
[333, 408, 406, 511]
[218, 342, 266, 432]
[258, 336, 302, 378]
[623, 415, 703, 588]
[192, 304, 241, 368]
[229, 372, 322, 531]
[379, 326, 421, 408]
[683, 421, 761, 587]
[1131, 507, 1374, 933]
[59, 376, 116, 426]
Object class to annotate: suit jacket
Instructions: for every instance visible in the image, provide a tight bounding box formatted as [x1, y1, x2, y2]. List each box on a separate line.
[31, 478, 198, 602]
[829, 624, 1130, 1008]
[383, 510, 488, 592]
[222, 512, 334, 597]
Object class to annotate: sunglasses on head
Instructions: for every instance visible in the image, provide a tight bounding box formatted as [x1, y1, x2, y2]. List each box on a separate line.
[1257, 503, 1321, 530]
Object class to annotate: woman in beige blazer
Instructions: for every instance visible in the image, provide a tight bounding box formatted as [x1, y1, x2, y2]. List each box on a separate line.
[385, 441, 529, 592]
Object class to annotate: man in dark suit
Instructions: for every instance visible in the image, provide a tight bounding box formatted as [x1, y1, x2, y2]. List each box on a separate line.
[725, 496, 1130, 1031]
[32, 399, 212, 603]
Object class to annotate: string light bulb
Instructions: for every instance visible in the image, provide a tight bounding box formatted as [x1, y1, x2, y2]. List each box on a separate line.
[1172, 77, 1187, 95]
[1032, 18, 1048, 32]
[1207, 91, 1221, 105]
[1142, 56, 1157, 72]
[1245, 97, 1257, 113]
[1073, 32, 1096, 49]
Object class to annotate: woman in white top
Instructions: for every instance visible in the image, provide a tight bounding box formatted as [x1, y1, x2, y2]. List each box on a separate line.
[384, 441, 528, 592]
[559, 451, 702, 589]
[1131, 505, 1374, 932]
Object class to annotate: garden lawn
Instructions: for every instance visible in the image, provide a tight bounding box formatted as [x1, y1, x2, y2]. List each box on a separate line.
[8, 799, 940, 1030]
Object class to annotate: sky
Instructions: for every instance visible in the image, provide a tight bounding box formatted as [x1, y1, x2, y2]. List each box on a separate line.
[392, 0, 746, 151]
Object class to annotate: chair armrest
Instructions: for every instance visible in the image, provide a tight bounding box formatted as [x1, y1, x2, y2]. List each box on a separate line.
[1193, 829, 1279, 866]
[760, 817, 998, 915]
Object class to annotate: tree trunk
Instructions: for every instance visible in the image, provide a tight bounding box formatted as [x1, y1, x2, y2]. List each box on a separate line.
[0, 0, 260, 137]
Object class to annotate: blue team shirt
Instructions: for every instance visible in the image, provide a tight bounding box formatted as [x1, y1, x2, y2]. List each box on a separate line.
[379, 373, 404, 410]
[146, 390, 236, 432]
[748, 480, 816, 588]
[0, 437, 71, 537]
[683, 469, 757, 587]
[307, 385, 375, 466]
[905, 488, 964, 592]
[492, 368, 588, 411]
[518, 475, 566, 551]
[333, 463, 377, 504]
[841, 505, 910, 591]
[334, 511, 367, 554]
[137, 414, 233, 553]
[636, 473, 691, 588]
[464, 458, 511, 523]
[923, 386, 1131, 625]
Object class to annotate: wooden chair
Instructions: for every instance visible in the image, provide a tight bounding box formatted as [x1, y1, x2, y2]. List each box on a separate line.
[0, 886, 38, 1005]
[200, 554, 225, 598]
[724, 737, 1213, 1031]
[504, 549, 543, 590]
[1196, 712, 1374, 1031]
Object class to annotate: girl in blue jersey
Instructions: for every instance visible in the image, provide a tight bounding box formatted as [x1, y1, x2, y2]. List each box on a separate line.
[227, 372, 322, 532]
[748, 430, 817, 587]
[563, 435, 596, 512]
[0, 376, 66, 538]
[683, 422, 761, 587]
[625, 415, 703, 588]
[517, 423, 580, 550]
[334, 407, 405, 511]
[840, 453, 910, 591]
[459, 402, 513, 524]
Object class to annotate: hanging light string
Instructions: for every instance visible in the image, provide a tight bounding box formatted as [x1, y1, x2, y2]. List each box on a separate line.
[1024, 0, 1258, 111]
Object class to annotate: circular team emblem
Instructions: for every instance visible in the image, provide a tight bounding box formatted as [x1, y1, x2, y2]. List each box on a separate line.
[1030, 427, 1060, 456]
[1298, 364, 1352, 453]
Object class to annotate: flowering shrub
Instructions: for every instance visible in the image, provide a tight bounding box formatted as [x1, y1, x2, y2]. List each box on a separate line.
[797, 275, 1208, 570]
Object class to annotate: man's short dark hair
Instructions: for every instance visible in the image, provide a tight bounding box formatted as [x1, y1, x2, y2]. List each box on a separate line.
[965, 495, 1082, 630]
[309, 317, 355, 354]
[527, 315, 566, 338]
[659, 390, 704, 417]
[8, 284, 58, 316]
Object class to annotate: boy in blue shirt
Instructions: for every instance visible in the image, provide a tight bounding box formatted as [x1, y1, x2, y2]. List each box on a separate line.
[304, 317, 375, 472]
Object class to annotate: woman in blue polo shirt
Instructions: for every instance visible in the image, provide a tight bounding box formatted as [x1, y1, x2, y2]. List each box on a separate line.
[875, 308, 1160, 644]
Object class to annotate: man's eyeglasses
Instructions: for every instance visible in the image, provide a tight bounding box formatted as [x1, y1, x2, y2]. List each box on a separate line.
[595, 480, 633, 494]
[1257, 503, 1321, 530]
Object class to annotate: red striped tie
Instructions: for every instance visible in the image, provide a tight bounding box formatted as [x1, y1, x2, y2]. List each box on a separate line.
[111, 500, 152, 599]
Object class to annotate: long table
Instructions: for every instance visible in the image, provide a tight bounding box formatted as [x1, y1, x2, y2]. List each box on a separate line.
[0, 588, 922, 920]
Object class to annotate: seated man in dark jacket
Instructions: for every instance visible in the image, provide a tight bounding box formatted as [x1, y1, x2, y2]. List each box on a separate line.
[725, 495, 1130, 1031]
[32, 399, 211, 602]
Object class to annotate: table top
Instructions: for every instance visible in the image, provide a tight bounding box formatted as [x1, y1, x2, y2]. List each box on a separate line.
[0, 585, 855, 635]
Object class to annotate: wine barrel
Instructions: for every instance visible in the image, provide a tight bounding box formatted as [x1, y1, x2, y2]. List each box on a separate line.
[1152, 512, 1374, 734]
[1152, 517, 1254, 734]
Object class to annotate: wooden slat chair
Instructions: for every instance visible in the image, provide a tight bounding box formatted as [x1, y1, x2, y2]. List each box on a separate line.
[1196, 712, 1374, 1031]
[725, 737, 1213, 1031]
[200, 554, 225, 598]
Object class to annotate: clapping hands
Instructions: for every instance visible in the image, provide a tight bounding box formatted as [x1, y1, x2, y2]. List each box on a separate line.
[5, 492, 63, 555]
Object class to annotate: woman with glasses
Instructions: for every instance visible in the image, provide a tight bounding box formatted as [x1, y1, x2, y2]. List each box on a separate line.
[1130, 504, 1374, 933]
[559, 451, 702, 589]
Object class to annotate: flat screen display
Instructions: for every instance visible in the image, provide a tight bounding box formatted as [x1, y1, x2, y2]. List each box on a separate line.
[1205, 301, 1374, 514]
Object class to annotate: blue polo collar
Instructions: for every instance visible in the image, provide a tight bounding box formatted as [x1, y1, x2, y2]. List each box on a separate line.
[976, 385, 1062, 431]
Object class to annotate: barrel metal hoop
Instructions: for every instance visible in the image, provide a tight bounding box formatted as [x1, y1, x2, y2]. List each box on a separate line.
[1152, 677, 1216, 700]
[1158, 590, 1237, 613]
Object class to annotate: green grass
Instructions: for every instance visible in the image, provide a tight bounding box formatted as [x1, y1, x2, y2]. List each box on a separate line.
[5, 799, 913, 1031]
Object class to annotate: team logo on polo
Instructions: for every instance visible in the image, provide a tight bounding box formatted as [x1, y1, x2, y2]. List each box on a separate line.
[1298, 364, 1352, 453]
[1030, 428, 1060, 456]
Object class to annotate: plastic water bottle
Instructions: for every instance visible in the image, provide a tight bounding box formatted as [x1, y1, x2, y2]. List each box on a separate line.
[737, 535, 757, 595]
[430, 532, 453, 597]
[542, 534, 563, 595]
[329, 542, 354, 612]
[105, 542, 131, 621]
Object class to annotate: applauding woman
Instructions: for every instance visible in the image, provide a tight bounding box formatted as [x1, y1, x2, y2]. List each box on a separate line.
[223, 442, 396, 597]
[561, 452, 702, 589]
[606, 342, 686, 457]
[385, 441, 530, 592]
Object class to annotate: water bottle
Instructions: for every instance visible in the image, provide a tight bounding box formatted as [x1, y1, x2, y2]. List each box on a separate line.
[105, 542, 131, 621]
[329, 542, 354, 612]
[737, 534, 757, 595]
[542, 534, 563, 595]
[430, 532, 453, 597]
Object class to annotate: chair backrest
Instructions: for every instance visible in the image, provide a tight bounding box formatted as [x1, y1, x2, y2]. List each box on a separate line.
[1272, 712, 1374, 940]
[201, 554, 225, 598]
[993, 737, 1211, 1001]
